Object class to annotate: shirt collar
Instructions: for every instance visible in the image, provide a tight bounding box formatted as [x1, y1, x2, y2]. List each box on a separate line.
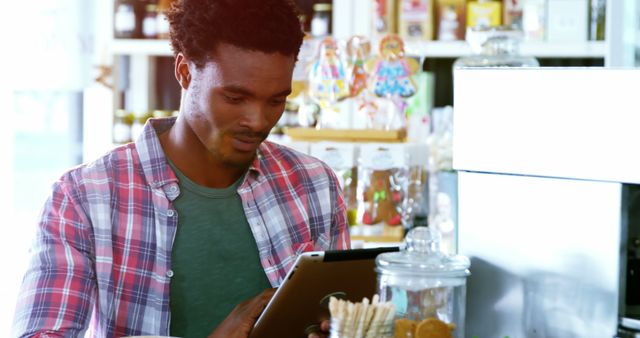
[135, 117, 179, 189]
[136, 116, 269, 187]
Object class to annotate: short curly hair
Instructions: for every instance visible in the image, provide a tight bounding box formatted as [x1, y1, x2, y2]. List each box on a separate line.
[167, 0, 304, 68]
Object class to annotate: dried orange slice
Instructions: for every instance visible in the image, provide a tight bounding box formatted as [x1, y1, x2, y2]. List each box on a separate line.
[414, 317, 453, 338]
[394, 318, 418, 338]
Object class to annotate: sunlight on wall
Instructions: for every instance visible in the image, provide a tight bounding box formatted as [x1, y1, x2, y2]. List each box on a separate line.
[1, 0, 91, 335]
[0, 78, 19, 338]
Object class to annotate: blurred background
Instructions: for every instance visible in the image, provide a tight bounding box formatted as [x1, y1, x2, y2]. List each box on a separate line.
[1, 0, 639, 336]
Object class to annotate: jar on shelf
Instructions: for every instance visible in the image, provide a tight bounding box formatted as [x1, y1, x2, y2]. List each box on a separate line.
[375, 227, 471, 338]
[156, 0, 172, 39]
[453, 26, 540, 68]
[309, 143, 358, 226]
[589, 0, 606, 41]
[113, 109, 134, 144]
[131, 111, 152, 141]
[153, 110, 173, 119]
[114, 0, 137, 39]
[310, 3, 332, 38]
[142, 4, 158, 39]
[404, 143, 429, 230]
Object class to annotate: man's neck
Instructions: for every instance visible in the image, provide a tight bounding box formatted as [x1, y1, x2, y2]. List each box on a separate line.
[158, 117, 247, 188]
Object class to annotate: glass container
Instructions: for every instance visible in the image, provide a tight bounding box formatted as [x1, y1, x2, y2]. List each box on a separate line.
[454, 26, 540, 68]
[142, 4, 158, 39]
[376, 227, 470, 338]
[311, 3, 332, 38]
[114, 0, 137, 39]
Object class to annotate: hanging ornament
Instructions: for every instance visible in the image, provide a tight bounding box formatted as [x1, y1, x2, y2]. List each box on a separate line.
[308, 37, 349, 108]
[346, 35, 371, 98]
[367, 34, 419, 98]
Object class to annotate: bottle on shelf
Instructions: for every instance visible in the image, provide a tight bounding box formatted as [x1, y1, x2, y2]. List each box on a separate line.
[398, 0, 434, 41]
[131, 110, 152, 141]
[589, 0, 606, 41]
[310, 3, 332, 38]
[522, 0, 545, 41]
[114, 0, 137, 39]
[142, 4, 159, 39]
[466, 0, 502, 29]
[156, 0, 172, 39]
[373, 0, 398, 37]
[435, 0, 467, 41]
[113, 109, 134, 144]
[503, 0, 523, 31]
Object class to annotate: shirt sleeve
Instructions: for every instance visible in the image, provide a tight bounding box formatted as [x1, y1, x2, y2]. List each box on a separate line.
[12, 176, 97, 338]
[327, 167, 351, 250]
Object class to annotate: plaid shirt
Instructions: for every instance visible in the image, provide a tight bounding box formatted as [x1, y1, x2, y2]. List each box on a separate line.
[13, 118, 350, 338]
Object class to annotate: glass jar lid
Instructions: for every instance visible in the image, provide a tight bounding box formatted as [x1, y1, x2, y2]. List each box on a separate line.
[465, 26, 523, 55]
[376, 227, 470, 277]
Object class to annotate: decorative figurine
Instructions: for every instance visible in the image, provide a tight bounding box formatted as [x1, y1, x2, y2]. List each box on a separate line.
[346, 35, 371, 98]
[367, 34, 419, 98]
[308, 37, 349, 108]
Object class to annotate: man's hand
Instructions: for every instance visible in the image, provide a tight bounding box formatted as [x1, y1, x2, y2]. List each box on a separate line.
[307, 319, 330, 338]
[207, 288, 276, 338]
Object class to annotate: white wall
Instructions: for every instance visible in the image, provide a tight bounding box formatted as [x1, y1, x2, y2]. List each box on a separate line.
[0, 0, 93, 335]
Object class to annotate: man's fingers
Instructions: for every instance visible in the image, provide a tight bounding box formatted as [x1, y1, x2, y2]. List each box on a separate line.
[246, 288, 276, 318]
[320, 319, 330, 332]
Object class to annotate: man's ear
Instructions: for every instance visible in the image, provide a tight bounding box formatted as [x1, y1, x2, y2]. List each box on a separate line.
[175, 53, 191, 89]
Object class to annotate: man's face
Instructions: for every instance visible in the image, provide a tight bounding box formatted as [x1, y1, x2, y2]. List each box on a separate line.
[182, 43, 295, 167]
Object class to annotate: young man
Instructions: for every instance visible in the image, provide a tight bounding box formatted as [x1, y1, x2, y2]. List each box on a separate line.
[12, 0, 349, 337]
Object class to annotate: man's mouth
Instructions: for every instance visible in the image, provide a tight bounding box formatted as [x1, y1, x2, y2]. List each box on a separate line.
[230, 134, 265, 152]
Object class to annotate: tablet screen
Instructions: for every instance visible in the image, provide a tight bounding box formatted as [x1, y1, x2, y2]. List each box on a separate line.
[250, 247, 399, 338]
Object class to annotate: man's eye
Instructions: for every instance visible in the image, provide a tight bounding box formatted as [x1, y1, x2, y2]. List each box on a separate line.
[224, 95, 244, 104]
[270, 98, 286, 106]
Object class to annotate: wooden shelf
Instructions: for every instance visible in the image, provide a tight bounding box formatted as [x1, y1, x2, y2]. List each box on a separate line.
[110, 39, 173, 56]
[404, 40, 607, 59]
[109, 38, 606, 59]
[284, 127, 407, 143]
[350, 224, 405, 243]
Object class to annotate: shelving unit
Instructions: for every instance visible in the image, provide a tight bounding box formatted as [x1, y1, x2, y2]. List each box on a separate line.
[85, 0, 627, 162]
[109, 38, 608, 59]
[110, 39, 173, 56]
[405, 40, 607, 59]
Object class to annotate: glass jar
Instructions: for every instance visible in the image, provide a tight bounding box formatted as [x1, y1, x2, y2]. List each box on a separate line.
[113, 109, 133, 144]
[311, 3, 332, 38]
[142, 4, 158, 39]
[453, 26, 540, 68]
[589, 0, 606, 41]
[156, 0, 172, 39]
[404, 143, 429, 230]
[114, 0, 137, 39]
[376, 227, 470, 338]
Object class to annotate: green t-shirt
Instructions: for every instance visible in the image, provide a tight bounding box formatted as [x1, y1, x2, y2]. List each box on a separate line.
[168, 162, 271, 338]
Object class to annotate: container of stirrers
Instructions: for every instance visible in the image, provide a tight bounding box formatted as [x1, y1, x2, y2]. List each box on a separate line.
[328, 295, 395, 338]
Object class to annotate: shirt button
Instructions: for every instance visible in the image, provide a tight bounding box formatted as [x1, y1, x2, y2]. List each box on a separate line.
[166, 269, 174, 278]
[169, 185, 178, 193]
[167, 209, 175, 217]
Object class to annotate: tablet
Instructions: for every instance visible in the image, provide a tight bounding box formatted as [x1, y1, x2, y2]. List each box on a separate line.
[250, 246, 400, 338]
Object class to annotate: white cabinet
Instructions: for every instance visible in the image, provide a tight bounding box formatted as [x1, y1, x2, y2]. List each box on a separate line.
[453, 67, 640, 338]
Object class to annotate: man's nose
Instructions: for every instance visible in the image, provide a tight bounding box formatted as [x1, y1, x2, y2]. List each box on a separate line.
[241, 102, 272, 131]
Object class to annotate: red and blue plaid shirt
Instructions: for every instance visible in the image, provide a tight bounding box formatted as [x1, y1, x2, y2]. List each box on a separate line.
[13, 118, 350, 338]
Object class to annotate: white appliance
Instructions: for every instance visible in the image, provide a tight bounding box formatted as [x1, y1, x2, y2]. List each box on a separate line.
[453, 68, 640, 337]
